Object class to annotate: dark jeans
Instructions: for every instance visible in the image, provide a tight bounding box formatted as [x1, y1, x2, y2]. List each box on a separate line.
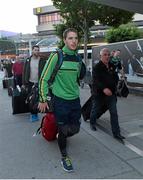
[53, 96, 81, 157]
[90, 94, 120, 136]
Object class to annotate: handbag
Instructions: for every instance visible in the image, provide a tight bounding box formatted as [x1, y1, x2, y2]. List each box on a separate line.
[26, 83, 39, 113]
[117, 78, 129, 98]
[26, 84, 54, 113]
[27, 49, 63, 113]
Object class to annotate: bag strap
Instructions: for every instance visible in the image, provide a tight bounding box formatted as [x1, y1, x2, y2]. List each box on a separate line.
[120, 75, 128, 86]
[34, 115, 45, 135]
[47, 49, 63, 87]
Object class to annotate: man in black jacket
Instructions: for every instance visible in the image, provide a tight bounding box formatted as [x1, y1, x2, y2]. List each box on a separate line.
[90, 48, 125, 140]
[23, 45, 47, 122]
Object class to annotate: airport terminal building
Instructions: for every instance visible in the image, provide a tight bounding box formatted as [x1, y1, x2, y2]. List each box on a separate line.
[33, 5, 143, 42]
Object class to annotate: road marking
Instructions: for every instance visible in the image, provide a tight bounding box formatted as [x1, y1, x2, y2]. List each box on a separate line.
[124, 140, 143, 157]
[126, 132, 143, 137]
[96, 122, 143, 157]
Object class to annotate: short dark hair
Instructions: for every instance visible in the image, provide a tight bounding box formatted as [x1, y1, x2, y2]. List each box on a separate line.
[63, 28, 78, 39]
[32, 45, 39, 50]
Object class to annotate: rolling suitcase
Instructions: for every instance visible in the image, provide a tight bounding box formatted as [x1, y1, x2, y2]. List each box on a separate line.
[7, 77, 15, 96]
[12, 87, 29, 114]
[2, 78, 8, 89]
[81, 96, 92, 121]
[8, 86, 13, 96]
[81, 96, 108, 121]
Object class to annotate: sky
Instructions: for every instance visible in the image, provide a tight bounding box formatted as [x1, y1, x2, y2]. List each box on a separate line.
[0, 0, 53, 34]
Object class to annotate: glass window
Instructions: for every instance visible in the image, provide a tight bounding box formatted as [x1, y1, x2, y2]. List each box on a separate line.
[46, 15, 49, 23]
[51, 14, 55, 21]
[54, 13, 58, 21]
[39, 12, 62, 25]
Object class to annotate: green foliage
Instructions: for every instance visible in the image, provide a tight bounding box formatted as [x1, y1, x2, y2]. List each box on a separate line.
[96, 5, 134, 28]
[139, 29, 143, 38]
[54, 24, 66, 48]
[52, 0, 134, 37]
[52, 0, 97, 42]
[105, 23, 141, 43]
[52, 0, 134, 64]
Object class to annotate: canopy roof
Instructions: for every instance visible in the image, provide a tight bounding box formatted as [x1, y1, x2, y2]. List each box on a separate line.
[89, 0, 143, 14]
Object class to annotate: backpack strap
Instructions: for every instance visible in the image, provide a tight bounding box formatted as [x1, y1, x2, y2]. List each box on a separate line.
[77, 54, 86, 80]
[33, 116, 45, 136]
[47, 49, 63, 87]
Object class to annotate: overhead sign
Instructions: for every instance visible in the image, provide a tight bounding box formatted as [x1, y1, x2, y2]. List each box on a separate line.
[36, 7, 42, 13]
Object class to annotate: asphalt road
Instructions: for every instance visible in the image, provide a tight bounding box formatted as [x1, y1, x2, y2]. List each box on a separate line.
[0, 73, 143, 178]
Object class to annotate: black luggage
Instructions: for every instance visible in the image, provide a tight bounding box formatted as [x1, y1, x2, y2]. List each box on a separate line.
[7, 77, 15, 96]
[2, 79, 8, 89]
[81, 96, 108, 121]
[81, 96, 92, 121]
[117, 79, 129, 98]
[12, 88, 29, 114]
[8, 86, 13, 96]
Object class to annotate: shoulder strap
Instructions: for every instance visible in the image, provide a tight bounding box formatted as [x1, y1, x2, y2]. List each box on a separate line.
[78, 54, 86, 80]
[77, 53, 82, 62]
[47, 49, 63, 86]
[34, 115, 45, 136]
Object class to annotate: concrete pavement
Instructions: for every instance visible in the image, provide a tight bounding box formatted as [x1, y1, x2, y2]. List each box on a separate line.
[0, 73, 143, 178]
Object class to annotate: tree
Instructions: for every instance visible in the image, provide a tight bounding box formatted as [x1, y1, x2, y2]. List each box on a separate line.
[54, 24, 67, 48]
[95, 6, 134, 28]
[52, 0, 134, 65]
[105, 23, 141, 43]
[52, 0, 96, 64]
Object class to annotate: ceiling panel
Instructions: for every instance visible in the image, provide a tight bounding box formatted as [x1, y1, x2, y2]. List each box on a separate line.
[89, 0, 143, 14]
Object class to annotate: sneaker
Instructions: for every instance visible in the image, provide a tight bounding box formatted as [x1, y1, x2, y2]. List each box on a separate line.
[61, 156, 73, 172]
[30, 114, 39, 122]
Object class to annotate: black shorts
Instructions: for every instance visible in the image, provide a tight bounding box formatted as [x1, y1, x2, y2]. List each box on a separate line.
[53, 96, 81, 127]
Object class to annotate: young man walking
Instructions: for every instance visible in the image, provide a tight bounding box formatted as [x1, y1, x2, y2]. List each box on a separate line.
[38, 28, 85, 172]
[23, 45, 47, 122]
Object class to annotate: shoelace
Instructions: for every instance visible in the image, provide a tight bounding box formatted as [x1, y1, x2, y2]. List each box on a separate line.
[64, 157, 72, 166]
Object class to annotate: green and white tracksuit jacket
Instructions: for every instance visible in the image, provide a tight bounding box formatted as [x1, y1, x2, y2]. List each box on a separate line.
[39, 46, 82, 102]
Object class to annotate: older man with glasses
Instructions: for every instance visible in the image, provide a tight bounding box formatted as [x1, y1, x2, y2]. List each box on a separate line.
[90, 48, 125, 140]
